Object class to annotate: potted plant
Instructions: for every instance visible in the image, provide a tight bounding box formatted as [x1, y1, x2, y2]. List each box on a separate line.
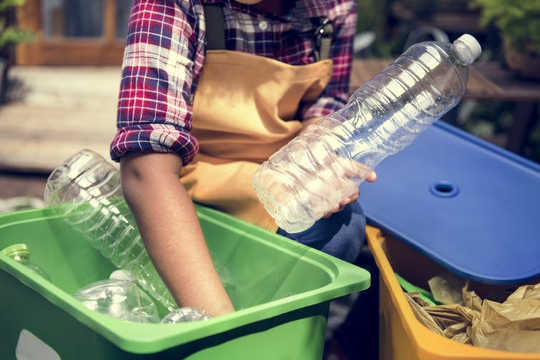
[472, 0, 540, 80]
[0, 0, 32, 104]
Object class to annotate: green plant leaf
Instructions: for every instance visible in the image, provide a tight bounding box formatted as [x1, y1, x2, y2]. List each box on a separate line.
[472, 0, 540, 54]
[0, 26, 34, 48]
[0, 0, 26, 12]
[0, 0, 34, 47]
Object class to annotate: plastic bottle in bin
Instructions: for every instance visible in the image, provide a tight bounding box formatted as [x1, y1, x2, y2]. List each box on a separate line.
[74, 279, 160, 323]
[253, 34, 482, 233]
[160, 307, 211, 323]
[1, 243, 50, 280]
[43, 149, 177, 311]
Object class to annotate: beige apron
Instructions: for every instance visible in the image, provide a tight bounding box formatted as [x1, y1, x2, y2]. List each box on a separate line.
[181, 50, 332, 231]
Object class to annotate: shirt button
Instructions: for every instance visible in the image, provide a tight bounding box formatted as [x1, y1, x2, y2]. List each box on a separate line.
[258, 21, 268, 31]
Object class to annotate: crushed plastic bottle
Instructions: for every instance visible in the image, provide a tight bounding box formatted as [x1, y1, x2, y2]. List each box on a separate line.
[161, 307, 211, 323]
[74, 279, 160, 323]
[109, 269, 134, 282]
[43, 149, 177, 311]
[1, 243, 50, 280]
[253, 34, 482, 233]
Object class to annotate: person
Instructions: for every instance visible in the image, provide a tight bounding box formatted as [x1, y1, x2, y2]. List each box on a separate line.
[110, 0, 376, 318]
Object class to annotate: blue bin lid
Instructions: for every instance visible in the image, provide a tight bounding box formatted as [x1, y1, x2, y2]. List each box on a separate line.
[358, 121, 540, 285]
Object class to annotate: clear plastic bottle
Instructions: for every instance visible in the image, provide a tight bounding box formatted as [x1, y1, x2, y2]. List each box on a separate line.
[253, 34, 482, 233]
[160, 307, 211, 323]
[1, 243, 50, 280]
[74, 279, 160, 323]
[105, 269, 211, 323]
[43, 149, 177, 311]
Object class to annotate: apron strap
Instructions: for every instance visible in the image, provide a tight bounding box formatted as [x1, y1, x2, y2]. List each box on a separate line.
[203, 4, 334, 60]
[203, 4, 226, 50]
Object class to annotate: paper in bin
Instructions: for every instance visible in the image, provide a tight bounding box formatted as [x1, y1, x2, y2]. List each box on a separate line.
[471, 283, 540, 353]
[407, 281, 540, 353]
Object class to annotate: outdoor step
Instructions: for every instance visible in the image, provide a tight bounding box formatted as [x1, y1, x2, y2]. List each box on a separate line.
[0, 66, 121, 172]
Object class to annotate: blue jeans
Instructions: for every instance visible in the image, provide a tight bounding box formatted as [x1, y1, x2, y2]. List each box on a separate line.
[276, 201, 366, 263]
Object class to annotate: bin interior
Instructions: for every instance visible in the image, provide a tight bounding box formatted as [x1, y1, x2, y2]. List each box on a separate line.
[0, 206, 370, 355]
[0, 209, 334, 312]
[380, 230, 530, 301]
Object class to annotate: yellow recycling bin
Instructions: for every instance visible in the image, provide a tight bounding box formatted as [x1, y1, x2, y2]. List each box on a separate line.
[366, 225, 540, 360]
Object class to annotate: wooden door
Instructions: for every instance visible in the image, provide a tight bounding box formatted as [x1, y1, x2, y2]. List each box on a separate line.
[16, 0, 132, 65]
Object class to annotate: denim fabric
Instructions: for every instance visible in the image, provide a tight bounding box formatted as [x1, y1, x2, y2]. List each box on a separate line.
[276, 201, 366, 263]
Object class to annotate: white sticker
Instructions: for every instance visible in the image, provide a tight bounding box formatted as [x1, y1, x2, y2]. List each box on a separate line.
[16, 329, 61, 360]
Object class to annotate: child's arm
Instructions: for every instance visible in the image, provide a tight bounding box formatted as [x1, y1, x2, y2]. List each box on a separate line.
[110, 1, 232, 316]
[121, 152, 234, 316]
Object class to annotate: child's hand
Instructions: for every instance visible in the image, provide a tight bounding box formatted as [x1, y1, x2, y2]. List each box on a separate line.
[322, 170, 376, 218]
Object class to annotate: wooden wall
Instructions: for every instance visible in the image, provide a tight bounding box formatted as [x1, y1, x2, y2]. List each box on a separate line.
[16, 0, 125, 65]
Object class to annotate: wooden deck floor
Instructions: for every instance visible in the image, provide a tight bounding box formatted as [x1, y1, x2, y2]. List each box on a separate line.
[0, 66, 120, 173]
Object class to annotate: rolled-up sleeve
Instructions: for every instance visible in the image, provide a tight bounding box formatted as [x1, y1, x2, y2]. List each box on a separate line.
[110, 0, 205, 165]
[300, 1, 357, 120]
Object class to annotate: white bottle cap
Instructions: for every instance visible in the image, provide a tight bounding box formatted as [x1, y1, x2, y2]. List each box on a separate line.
[454, 34, 482, 64]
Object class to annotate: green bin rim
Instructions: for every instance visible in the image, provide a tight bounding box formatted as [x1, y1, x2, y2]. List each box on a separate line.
[0, 205, 370, 354]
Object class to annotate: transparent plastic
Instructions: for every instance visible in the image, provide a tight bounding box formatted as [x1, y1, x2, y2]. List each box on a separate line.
[44, 149, 177, 311]
[253, 34, 482, 233]
[109, 269, 135, 282]
[74, 279, 160, 323]
[160, 307, 211, 323]
[1, 243, 50, 280]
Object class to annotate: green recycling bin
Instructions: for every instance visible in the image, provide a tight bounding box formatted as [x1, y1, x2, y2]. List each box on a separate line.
[0, 204, 370, 359]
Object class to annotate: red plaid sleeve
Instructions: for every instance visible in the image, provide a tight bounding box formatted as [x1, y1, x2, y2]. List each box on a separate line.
[110, 0, 204, 165]
[300, 0, 357, 120]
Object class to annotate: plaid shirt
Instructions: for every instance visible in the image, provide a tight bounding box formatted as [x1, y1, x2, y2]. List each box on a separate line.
[111, 0, 357, 164]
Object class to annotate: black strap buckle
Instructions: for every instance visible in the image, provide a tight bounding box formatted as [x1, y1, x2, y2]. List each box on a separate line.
[313, 17, 334, 61]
